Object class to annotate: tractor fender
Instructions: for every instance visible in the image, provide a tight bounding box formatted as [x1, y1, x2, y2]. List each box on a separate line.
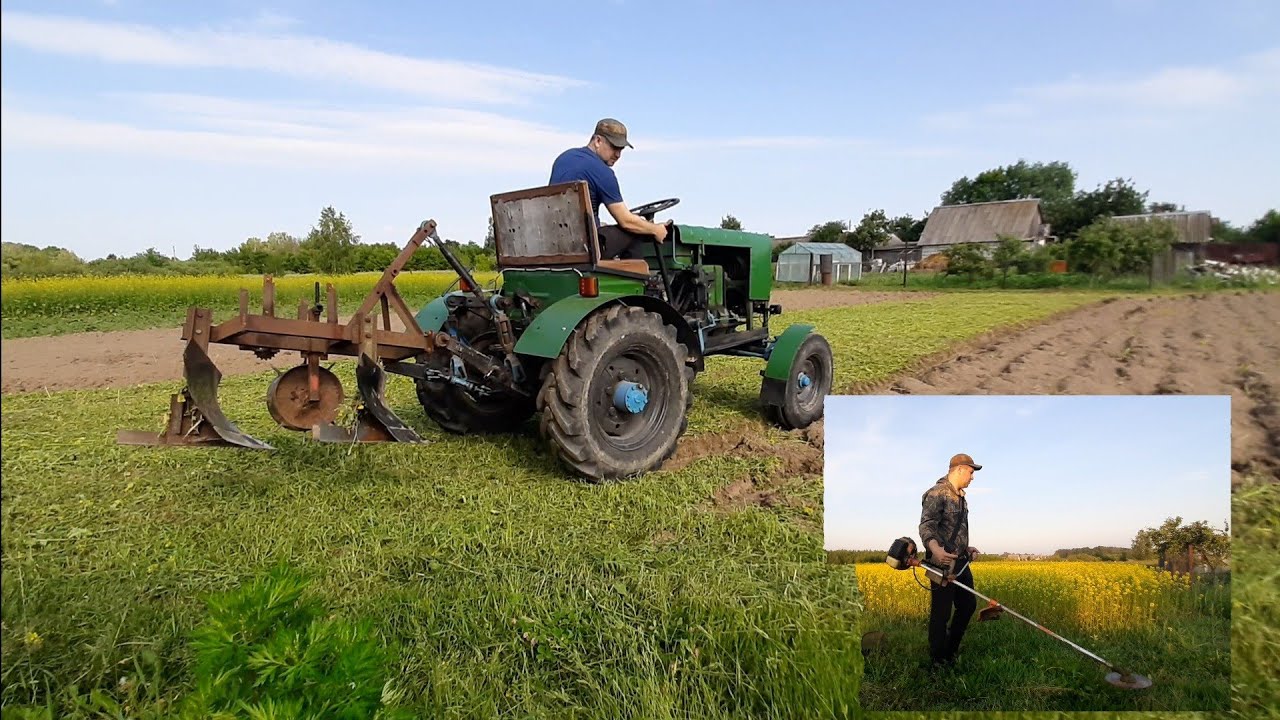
[762, 323, 816, 381]
[414, 293, 459, 332]
[513, 293, 703, 370]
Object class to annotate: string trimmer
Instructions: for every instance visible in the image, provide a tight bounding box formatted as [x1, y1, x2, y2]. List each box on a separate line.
[884, 536, 1153, 689]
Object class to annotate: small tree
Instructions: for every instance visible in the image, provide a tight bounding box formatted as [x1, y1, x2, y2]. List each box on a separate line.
[301, 206, 360, 274]
[944, 243, 990, 283]
[1068, 220, 1121, 278]
[991, 235, 1027, 287]
[720, 214, 743, 231]
[807, 220, 850, 245]
[846, 209, 892, 254]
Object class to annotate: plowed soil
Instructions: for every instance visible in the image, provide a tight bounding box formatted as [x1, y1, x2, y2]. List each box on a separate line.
[0, 288, 923, 394]
[877, 291, 1280, 487]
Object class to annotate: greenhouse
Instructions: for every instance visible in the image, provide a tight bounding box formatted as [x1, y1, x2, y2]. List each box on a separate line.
[775, 242, 863, 283]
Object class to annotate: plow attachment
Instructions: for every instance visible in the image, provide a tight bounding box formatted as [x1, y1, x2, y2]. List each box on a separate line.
[119, 220, 449, 450]
[117, 340, 275, 449]
[312, 352, 424, 444]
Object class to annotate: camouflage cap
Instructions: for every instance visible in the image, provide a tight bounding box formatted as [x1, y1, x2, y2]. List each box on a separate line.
[594, 118, 634, 149]
[949, 453, 982, 471]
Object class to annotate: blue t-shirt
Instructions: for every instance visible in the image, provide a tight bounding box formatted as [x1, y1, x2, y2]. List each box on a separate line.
[549, 146, 623, 226]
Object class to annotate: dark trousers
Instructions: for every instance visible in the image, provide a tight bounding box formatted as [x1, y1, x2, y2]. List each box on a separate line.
[598, 225, 643, 259]
[928, 565, 976, 662]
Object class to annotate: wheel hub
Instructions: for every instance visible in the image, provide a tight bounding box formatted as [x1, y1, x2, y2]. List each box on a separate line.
[612, 380, 649, 414]
[797, 371, 812, 389]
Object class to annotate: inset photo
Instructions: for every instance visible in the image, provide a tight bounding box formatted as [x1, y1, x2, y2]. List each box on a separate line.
[824, 394, 1231, 713]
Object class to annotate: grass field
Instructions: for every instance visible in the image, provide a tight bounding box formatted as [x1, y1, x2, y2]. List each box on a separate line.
[0, 271, 498, 339]
[2, 290, 1275, 718]
[856, 561, 1230, 712]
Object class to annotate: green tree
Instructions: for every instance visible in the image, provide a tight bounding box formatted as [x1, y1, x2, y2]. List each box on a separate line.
[1114, 217, 1176, 275]
[889, 213, 926, 245]
[1211, 218, 1247, 243]
[1069, 220, 1121, 277]
[846, 209, 892, 254]
[1133, 516, 1230, 571]
[1244, 209, 1280, 244]
[1055, 177, 1149, 240]
[943, 243, 989, 283]
[1, 242, 87, 278]
[301, 206, 360, 274]
[807, 220, 850, 245]
[720, 214, 744, 231]
[941, 160, 1077, 227]
[1148, 201, 1184, 213]
[483, 217, 496, 253]
[991, 235, 1027, 287]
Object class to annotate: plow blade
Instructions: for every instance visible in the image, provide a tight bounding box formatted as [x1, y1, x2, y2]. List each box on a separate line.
[312, 353, 424, 444]
[116, 340, 274, 450]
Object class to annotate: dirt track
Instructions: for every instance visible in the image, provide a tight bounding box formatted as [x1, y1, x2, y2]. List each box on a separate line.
[880, 291, 1280, 487]
[0, 288, 921, 394]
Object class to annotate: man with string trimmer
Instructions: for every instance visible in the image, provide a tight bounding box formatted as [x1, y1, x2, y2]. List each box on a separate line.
[918, 452, 984, 668]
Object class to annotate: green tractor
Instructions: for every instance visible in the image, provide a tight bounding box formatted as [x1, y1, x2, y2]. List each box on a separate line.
[399, 181, 833, 479]
[117, 181, 832, 481]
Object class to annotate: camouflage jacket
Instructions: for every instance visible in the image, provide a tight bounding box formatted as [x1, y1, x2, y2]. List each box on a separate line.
[918, 477, 969, 584]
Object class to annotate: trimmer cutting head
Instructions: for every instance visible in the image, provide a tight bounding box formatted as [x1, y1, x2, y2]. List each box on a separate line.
[1105, 670, 1153, 690]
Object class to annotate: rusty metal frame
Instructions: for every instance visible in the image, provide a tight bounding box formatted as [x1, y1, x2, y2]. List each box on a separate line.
[120, 220, 444, 448]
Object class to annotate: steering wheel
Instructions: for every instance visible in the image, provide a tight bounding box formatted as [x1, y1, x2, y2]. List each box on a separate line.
[629, 198, 680, 221]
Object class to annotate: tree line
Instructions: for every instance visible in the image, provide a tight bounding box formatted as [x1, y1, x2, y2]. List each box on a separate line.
[757, 160, 1278, 280]
[2, 206, 495, 280]
[825, 516, 1230, 569]
[5, 160, 1277, 280]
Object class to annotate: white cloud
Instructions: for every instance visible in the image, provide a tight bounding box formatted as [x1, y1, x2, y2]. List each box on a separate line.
[1, 90, 896, 172]
[0, 11, 586, 104]
[919, 46, 1280, 132]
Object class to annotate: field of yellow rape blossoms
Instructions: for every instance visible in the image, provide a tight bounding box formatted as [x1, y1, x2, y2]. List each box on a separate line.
[855, 560, 1230, 712]
[0, 270, 499, 338]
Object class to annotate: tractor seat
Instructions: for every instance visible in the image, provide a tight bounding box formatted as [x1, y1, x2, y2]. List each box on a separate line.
[596, 259, 652, 276]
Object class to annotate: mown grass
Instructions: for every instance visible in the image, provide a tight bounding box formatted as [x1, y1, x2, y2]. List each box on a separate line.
[0, 271, 498, 339]
[855, 561, 1230, 712]
[7, 291, 1272, 718]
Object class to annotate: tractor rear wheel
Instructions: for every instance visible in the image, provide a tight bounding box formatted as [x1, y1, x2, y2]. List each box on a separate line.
[414, 333, 535, 434]
[762, 332, 832, 429]
[538, 305, 692, 480]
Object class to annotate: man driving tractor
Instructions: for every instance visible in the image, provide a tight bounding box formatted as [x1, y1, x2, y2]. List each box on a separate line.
[549, 117, 669, 259]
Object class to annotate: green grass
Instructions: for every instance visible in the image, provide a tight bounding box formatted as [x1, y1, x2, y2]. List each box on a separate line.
[0, 271, 497, 339]
[862, 477, 1278, 720]
[2, 291, 1272, 718]
[856, 569, 1230, 712]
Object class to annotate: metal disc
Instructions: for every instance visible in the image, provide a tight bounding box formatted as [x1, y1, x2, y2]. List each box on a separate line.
[1105, 671, 1153, 689]
[267, 364, 344, 431]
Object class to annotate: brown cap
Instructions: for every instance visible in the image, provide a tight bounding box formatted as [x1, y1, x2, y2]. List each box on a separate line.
[594, 118, 633, 149]
[949, 453, 982, 471]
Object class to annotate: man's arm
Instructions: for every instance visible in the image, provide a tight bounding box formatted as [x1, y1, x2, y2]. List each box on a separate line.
[604, 202, 669, 242]
[919, 491, 957, 562]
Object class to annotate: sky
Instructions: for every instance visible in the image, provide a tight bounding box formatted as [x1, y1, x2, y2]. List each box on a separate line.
[823, 395, 1232, 555]
[2, 1, 1278, 261]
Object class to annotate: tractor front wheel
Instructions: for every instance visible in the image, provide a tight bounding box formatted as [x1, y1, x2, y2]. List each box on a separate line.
[762, 332, 832, 429]
[538, 305, 691, 480]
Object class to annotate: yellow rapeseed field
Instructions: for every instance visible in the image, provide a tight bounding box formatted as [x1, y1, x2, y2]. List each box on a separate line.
[0, 271, 500, 318]
[857, 561, 1190, 633]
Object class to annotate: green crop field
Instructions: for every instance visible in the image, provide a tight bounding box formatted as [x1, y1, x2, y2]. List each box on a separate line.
[2, 290, 1274, 718]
